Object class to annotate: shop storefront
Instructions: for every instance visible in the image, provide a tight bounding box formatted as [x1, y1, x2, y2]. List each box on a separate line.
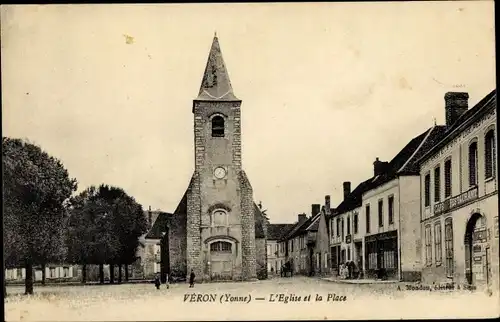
[364, 230, 398, 280]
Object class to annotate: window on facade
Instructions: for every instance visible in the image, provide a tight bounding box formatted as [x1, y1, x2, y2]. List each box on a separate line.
[341, 218, 345, 239]
[211, 209, 228, 227]
[378, 200, 383, 227]
[347, 246, 351, 261]
[210, 241, 232, 252]
[336, 218, 340, 237]
[383, 250, 396, 269]
[425, 225, 432, 266]
[347, 216, 351, 235]
[485, 129, 496, 179]
[388, 196, 394, 225]
[50, 267, 56, 278]
[424, 173, 431, 207]
[63, 267, 69, 278]
[211, 115, 225, 137]
[444, 159, 452, 198]
[469, 141, 478, 186]
[366, 205, 371, 233]
[367, 243, 377, 270]
[445, 218, 454, 277]
[275, 244, 279, 253]
[434, 222, 442, 265]
[354, 213, 358, 234]
[434, 166, 441, 202]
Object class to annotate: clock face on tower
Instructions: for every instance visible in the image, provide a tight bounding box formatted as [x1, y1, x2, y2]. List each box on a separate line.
[214, 167, 227, 179]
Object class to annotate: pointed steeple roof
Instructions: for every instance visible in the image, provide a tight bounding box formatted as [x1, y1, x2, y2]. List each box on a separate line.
[196, 34, 239, 101]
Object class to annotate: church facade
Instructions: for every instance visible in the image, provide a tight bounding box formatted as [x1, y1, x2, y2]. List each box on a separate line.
[154, 35, 267, 282]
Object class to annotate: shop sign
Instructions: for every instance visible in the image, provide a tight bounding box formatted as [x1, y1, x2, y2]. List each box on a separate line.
[365, 230, 397, 243]
[434, 187, 478, 215]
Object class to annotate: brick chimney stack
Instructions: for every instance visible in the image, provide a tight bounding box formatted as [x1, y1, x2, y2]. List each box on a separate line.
[445, 92, 469, 127]
[325, 195, 331, 215]
[343, 182, 351, 200]
[298, 213, 307, 224]
[311, 204, 321, 217]
[373, 157, 389, 176]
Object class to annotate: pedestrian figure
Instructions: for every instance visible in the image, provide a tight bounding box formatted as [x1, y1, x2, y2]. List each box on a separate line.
[154, 273, 161, 290]
[189, 269, 195, 288]
[347, 261, 353, 279]
[166, 273, 170, 289]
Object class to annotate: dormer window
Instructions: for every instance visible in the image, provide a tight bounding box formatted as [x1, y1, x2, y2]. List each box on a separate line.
[212, 115, 225, 137]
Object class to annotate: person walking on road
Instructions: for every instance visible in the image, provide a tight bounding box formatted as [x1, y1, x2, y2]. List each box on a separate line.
[154, 273, 161, 290]
[189, 269, 195, 288]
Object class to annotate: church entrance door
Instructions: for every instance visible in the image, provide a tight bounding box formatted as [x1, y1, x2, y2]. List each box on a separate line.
[209, 241, 233, 281]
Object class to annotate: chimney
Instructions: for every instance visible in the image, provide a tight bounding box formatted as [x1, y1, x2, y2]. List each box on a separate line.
[445, 92, 469, 127]
[298, 213, 307, 224]
[324, 195, 331, 215]
[311, 204, 321, 216]
[343, 182, 351, 200]
[373, 157, 389, 176]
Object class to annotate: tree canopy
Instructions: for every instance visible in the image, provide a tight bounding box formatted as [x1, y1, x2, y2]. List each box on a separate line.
[3, 137, 78, 293]
[66, 184, 148, 269]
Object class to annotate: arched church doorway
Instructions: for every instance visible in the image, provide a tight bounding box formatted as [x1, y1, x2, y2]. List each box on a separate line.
[464, 213, 490, 287]
[209, 241, 234, 281]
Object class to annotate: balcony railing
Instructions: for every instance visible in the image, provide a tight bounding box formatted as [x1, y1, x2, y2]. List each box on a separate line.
[434, 186, 478, 215]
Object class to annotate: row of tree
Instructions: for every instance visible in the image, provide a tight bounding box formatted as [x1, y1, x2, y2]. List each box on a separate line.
[3, 137, 148, 295]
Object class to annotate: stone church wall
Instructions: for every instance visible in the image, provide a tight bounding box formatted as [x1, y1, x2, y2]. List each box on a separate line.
[239, 171, 257, 280]
[169, 212, 187, 279]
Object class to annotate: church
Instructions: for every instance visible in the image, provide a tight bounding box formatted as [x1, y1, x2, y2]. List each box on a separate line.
[147, 35, 268, 283]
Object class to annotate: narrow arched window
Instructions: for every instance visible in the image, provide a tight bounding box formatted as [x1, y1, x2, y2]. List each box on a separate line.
[210, 241, 232, 253]
[485, 129, 496, 179]
[468, 141, 478, 187]
[212, 116, 225, 137]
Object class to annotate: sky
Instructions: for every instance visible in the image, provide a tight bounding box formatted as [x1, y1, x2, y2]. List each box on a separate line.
[1, 2, 496, 224]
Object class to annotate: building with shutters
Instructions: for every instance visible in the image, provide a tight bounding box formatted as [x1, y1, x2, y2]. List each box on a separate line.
[280, 205, 321, 275]
[266, 223, 295, 275]
[328, 107, 447, 281]
[417, 90, 498, 292]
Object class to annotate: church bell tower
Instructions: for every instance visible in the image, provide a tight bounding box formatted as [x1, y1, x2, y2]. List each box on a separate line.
[186, 34, 257, 282]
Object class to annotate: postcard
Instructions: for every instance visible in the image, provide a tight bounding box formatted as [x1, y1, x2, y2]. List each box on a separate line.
[2, 2, 498, 321]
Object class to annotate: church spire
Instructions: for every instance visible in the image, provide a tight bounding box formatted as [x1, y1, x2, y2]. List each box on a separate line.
[196, 34, 239, 101]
